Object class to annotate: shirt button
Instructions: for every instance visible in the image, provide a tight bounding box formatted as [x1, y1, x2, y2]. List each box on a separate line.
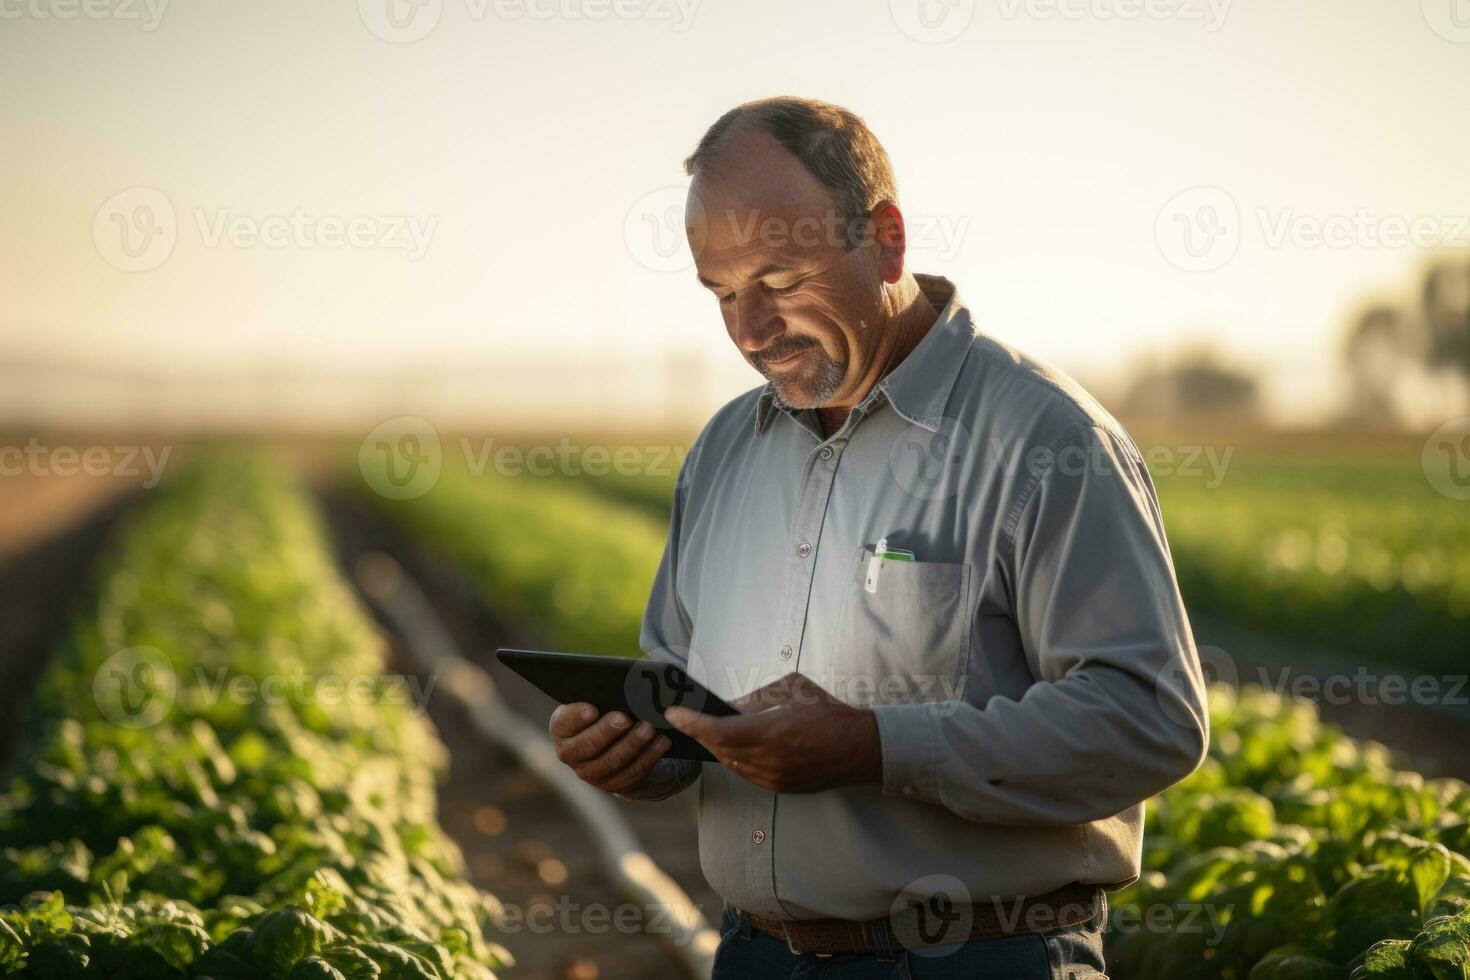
[818, 446, 835, 461]
[796, 541, 812, 558]
[751, 829, 766, 844]
[779, 644, 793, 661]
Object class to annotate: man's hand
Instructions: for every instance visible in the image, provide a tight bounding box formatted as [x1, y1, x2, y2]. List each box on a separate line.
[549, 702, 672, 795]
[665, 672, 882, 793]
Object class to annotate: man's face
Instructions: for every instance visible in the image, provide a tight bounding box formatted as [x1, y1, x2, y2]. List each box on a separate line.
[686, 131, 886, 410]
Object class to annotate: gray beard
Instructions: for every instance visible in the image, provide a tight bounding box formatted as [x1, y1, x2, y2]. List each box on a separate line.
[767, 353, 847, 410]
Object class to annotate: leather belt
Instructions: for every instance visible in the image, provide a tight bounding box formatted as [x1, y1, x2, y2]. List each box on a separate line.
[739, 881, 1102, 957]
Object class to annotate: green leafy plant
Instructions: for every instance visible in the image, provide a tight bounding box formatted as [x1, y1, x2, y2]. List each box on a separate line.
[1109, 687, 1470, 978]
[0, 455, 508, 978]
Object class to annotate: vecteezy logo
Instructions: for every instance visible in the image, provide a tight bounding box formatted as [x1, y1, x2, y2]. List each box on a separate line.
[624, 656, 709, 731]
[1423, 416, 1470, 500]
[358, 416, 443, 500]
[1422, 0, 1470, 42]
[92, 187, 177, 272]
[889, 0, 975, 43]
[916, 895, 961, 943]
[890, 875, 974, 957]
[94, 646, 177, 729]
[624, 186, 706, 273]
[888, 416, 971, 500]
[1155, 186, 1241, 273]
[358, 0, 443, 42]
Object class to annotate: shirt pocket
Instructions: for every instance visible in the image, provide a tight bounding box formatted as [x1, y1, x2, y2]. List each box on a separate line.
[829, 545, 973, 707]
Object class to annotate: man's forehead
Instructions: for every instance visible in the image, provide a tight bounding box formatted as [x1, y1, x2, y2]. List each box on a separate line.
[686, 131, 847, 275]
[687, 182, 849, 274]
[693, 234, 810, 287]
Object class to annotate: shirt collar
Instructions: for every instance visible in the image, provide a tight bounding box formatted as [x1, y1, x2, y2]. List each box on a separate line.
[754, 274, 974, 436]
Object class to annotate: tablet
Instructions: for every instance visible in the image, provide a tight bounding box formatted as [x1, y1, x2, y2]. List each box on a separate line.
[495, 648, 738, 763]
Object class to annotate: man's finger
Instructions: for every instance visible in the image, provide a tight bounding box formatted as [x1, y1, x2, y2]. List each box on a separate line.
[665, 706, 772, 748]
[664, 705, 728, 743]
[728, 672, 826, 712]
[599, 732, 673, 793]
[556, 710, 635, 764]
[728, 674, 795, 712]
[574, 720, 660, 783]
[549, 702, 599, 739]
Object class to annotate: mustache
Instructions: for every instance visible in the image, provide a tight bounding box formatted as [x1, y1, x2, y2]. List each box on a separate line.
[752, 338, 821, 371]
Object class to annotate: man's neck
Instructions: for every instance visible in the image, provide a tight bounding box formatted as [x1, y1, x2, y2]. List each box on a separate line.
[816, 277, 941, 437]
[815, 404, 852, 437]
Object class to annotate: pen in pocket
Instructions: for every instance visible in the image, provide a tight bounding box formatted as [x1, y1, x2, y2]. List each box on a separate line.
[865, 536, 916, 594]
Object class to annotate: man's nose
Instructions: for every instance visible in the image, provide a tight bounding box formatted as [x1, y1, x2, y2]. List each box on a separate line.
[731, 290, 784, 353]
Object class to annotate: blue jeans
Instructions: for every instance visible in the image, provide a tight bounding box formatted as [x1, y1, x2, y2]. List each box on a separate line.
[710, 895, 1109, 979]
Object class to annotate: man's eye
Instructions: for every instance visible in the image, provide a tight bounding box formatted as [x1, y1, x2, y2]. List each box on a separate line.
[768, 281, 803, 296]
[717, 293, 736, 305]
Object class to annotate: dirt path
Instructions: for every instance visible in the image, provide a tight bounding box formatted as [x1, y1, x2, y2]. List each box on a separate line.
[0, 446, 165, 563]
[0, 488, 137, 766]
[321, 492, 717, 980]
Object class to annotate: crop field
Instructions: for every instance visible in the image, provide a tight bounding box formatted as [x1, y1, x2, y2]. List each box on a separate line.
[1155, 434, 1470, 677]
[357, 444, 1470, 979]
[0, 456, 506, 979]
[2, 434, 1467, 979]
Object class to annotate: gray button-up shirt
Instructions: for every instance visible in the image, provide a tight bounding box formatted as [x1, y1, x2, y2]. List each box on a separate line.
[635, 275, 1209, 921]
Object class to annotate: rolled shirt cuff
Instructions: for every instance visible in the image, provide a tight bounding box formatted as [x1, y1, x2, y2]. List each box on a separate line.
[871, 702, 941, 803]
[613, 757, 701, 802]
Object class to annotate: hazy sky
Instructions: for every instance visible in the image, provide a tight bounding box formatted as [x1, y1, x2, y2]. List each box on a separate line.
[3, 0, 1468, 422]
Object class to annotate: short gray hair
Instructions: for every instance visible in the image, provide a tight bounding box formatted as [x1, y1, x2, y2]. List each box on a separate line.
[683, 97, 898, 247]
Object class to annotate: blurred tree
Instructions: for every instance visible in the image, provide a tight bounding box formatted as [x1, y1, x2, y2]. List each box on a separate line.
[1339, 253, 1470, 427]
[1119, 345, 1261, 422]
[1342, 305, 1413, 427]
[1420, 256, 1470, 375]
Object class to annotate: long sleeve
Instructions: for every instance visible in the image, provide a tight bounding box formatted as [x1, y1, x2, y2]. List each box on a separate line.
[871, 423, 1210, 826]
[617, 446, 703, 802]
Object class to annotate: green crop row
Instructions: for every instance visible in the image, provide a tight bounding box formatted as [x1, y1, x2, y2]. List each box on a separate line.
[1156, 443, 1470, 677]
[358, 465, 1470, 978]
[0, 455, 507, 979]
[363, 464, 668, 658]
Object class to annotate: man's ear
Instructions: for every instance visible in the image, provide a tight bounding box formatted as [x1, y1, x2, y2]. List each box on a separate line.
[870, 202, 907, 284]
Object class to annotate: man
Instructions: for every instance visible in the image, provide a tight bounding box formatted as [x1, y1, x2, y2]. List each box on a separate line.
[550, 96, 1209, 977]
